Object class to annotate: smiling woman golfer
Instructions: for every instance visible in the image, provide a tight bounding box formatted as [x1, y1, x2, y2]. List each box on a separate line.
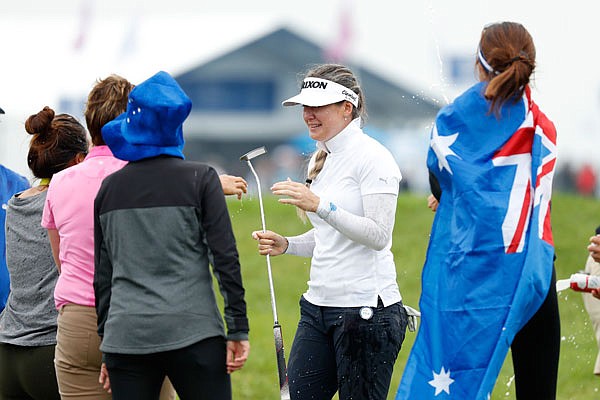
[253, 63, 408, 400]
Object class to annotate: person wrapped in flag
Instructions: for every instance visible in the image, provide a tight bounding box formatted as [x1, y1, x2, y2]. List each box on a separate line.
[397, 22, 560, 400]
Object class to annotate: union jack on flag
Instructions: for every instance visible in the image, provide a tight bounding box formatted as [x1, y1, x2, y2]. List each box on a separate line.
[397, 82, 556, 399]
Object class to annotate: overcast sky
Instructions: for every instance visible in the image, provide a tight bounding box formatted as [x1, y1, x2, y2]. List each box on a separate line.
[0, 0, 596, 176]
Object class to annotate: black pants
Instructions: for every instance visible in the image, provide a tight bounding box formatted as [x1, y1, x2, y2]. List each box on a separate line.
[104, 336, 230, 400]
[288, 296, 408, 400]
[0, 342, 60, 400]
[511, 268, 560, 400]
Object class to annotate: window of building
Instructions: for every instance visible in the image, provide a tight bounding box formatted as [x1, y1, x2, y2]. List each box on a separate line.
[188, 79, 276, 112]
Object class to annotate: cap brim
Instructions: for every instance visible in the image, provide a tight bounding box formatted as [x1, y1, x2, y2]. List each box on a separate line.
[282, 92, 346, 107]
[102, 112, 184, 162]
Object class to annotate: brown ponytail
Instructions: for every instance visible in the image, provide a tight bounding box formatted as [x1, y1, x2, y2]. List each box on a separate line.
[478, 22, 536, 115]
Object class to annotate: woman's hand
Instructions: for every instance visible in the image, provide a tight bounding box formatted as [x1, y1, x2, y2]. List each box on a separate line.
[99, 362, 111, 393]
[252, 230, 288, 256]
[219, 174, 248, 200]
[226, 340, 250, 374]
[589, 235, 600, 263]
[271, 179, 320, 212]
[427, 194, 439, 212]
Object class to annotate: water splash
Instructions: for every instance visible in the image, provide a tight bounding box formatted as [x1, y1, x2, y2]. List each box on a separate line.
[229, 198, 246, 218]
[503, 374, 515, 397]
[505, 374, 515, 387]
[425, 0, 451, 105]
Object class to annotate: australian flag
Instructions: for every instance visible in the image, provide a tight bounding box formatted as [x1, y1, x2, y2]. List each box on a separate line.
[396, 82, 556, 399]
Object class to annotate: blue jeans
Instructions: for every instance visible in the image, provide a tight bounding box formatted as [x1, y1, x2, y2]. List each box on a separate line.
[288, 296, 408, 400]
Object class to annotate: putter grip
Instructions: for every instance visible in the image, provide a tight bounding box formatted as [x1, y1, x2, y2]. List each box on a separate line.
[274, 323, 290, 399]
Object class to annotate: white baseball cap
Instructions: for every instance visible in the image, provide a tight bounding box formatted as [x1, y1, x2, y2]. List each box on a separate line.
[282, 77, 359, 107]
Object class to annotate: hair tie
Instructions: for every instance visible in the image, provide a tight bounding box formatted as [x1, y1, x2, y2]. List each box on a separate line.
[508, 51, 531, 67]
[509, 56, 521, 64]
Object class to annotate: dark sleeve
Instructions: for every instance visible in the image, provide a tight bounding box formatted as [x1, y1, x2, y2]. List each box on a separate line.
[429, 170, 442, 201]
[93, 186, 113, 339]
[199, 167, 249, 340]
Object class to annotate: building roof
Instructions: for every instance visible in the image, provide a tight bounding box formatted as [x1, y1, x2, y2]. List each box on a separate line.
[176, 27, 441, 141]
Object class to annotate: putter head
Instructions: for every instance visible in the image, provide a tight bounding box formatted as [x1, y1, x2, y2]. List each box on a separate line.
[240, 146, 267, 161]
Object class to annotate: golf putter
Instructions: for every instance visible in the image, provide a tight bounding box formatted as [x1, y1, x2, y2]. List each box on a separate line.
[240, 146, 290, 400]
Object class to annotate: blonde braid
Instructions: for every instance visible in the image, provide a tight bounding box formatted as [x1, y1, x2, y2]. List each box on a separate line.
[307, 150, 328, 183]
[297, 150, 328, 222]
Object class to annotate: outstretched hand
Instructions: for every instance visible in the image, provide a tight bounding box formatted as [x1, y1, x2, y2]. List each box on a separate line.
[220, 174, 248, 200]
[271, 179, 319, 212]
[252, 230, 289, 256]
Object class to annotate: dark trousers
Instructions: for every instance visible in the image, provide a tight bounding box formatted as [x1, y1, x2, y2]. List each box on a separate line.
[0, 342, 60, 400]
[104, 336, 230, 400]
[288, 296, 408, 400]
[511, 268, 560, 400]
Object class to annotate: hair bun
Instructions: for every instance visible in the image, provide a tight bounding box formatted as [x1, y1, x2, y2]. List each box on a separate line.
[25, 106, 55, 137]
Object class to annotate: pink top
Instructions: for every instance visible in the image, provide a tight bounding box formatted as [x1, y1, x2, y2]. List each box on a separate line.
[42, 146, 127, 309]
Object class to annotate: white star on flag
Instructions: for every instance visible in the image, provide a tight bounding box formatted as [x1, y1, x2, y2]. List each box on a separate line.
[428, 366, 455, 396]
[430, 125, 460, 174]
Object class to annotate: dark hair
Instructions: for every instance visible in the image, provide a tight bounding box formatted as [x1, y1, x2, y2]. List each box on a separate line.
[478, 22, 536, 115]
[25, 106, 88, 179]
[85, 74, 134, 146]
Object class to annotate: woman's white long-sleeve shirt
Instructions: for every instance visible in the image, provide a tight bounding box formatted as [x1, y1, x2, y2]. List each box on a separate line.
[287, 118, 403, 308]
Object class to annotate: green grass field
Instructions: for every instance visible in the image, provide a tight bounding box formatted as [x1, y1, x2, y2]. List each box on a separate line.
[221, 192, 600, 399]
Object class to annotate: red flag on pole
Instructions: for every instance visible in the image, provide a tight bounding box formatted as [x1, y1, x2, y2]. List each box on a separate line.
[323, 3, 354, 63]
